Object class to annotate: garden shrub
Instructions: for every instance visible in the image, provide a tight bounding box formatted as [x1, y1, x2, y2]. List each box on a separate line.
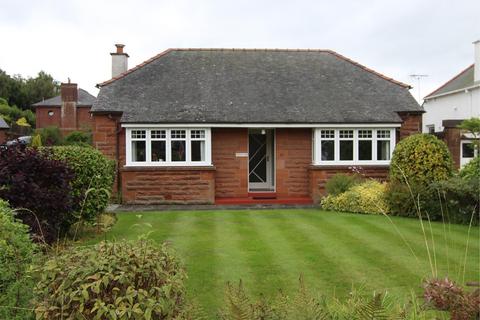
[64, 130, 93, 147]
[34, 240, 191, 320]
[37, 125, 63, 146]
[459, 156, 480, 180]
[0, 146, 78, 243]
[325, 173, 363, 196]
[389, 134, 453, 185]
[48, 146, 115, 223]
[321, 180, 389, 214]
[0, 200, 36, 320]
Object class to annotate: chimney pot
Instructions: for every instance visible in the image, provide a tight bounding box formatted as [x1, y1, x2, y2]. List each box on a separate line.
[111, 44, 129, 78]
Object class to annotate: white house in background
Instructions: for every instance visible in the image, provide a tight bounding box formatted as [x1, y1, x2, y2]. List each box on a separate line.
[423, 40, 480, 168]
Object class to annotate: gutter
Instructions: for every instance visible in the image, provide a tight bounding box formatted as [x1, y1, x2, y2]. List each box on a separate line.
[424, 83, 480, 101]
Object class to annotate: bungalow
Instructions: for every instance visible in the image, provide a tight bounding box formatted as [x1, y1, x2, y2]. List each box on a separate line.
[91, 45, 423, 205]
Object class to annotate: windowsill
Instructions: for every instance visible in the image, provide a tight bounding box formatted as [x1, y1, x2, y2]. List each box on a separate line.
[121, 165, 216, 172]
[309, 163, 390, 169]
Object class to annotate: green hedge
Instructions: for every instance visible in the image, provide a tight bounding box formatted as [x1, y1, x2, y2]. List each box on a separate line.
[389, 134, 453, 185]
[0, 200, 36, 320]
[48, 146, 115, 223]
[34, 240, 190, 320]
[321, 180, 389, 215]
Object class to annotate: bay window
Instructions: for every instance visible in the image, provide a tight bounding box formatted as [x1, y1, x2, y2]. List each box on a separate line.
[314, 128, 395, 165]
[126, 128, 211, 166]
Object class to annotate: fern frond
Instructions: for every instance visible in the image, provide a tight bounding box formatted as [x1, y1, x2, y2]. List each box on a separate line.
[356, 293, 388, 320]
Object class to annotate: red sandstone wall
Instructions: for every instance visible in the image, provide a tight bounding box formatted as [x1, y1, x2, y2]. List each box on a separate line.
[398, 112, 423, 140]
[212, 128, 249, 198]
[0, 130, 7, 144]
[276, 128, 312, 197]
[121, 168, 215, 204]
[35, 107, 61, 129]
[76, 107, 94, 130]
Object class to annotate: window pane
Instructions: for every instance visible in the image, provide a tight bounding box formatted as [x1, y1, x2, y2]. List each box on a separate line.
[132, 141, 146, 162]
[191, 140, 205, 161]
[191, 130, 205, 139]
[321, 130, 335, 139]
[377, 140, 390, 160]
[131, 130, 146, 139]
[462, 143, 475, 158]
[340, 130, 353, 139]
[171, 140, 186, 161]
[358, 130, 372, 138]
[151, 141, 166, 162]
[321, 140, 335, 161]
[358, 140, 372, 160]
[377, 130, 390, 138]
[340, 140, 353, 160]
[151, 130, 166, 139]
[171, 130, 186, 139]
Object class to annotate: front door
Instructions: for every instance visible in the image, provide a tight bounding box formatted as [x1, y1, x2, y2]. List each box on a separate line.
[248, 129, 275, 191]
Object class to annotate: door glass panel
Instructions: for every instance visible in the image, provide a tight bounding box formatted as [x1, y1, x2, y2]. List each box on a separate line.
[249, 133, 267, 183]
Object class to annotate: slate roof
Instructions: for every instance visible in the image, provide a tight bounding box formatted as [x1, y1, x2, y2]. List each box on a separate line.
[0, 117, 9, 129]
[92, 49, 422, 124]
[425, 64, 475, 99]
[32, 89, 96, 107]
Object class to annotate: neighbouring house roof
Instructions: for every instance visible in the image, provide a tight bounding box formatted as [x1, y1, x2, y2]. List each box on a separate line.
[0, 117, 9, 129]
[424, 64, 475, 99]
[32, 89, 96, 107]
[92, 49, 422, 124]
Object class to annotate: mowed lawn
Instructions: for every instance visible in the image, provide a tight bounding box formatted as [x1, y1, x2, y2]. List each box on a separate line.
[89, 209, 479, 315]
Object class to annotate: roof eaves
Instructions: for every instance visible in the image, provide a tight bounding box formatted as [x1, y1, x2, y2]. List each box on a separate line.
[424, 64, 474, 99]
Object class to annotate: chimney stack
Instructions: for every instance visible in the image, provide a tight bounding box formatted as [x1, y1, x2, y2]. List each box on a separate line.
[60, 82, 78, 131]
[474, 40, 480, 83]
[111, 44, 129, 78]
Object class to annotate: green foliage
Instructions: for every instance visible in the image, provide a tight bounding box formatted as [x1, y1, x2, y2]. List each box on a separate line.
[48, 146, 115, 223]
[0, 200, 36, 320]
[459, 156, 480, 180]
[64, 130, 93, 147]
[34, 240, 191, 320]
[325, 173, 363, 196]
[0, 98, 36, 126]
[219, 279, 428, 319]
[36, 126, 63, 146]
[321, 180, 390, 214]
[30, 134, 42, 147]
[389, 134, 453, 186]
[0, 69, 59, 110]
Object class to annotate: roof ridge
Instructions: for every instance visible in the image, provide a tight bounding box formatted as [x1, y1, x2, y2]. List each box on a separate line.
[424, 64, 475, 99]
[97, 48, 411, 89]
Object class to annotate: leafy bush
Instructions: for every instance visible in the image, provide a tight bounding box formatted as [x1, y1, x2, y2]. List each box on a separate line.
[321, 180, 389, 214]
[325, 173, 363, 196]
[424, 278, 480, 320]
[219, 278, 428, 319]
[48, 146, 115, 223]
[0, 200, 36, 320]
[34, 240, 191, 320]
[460, 156, 480, 180]
[64, 130, 92, 147]
[0, 146, 78, 243]
[390, 134, 453, 185]
[0, 98, 36, 126]
[37, 126, 63, 146]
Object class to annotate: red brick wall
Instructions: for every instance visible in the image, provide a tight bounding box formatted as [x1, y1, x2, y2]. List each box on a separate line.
[0, 129, 7, 144]
[398, 112, 423, 140]
[276, 128, 312, 197]
[309, 166, 389, 203]
[212, 128, 249, 198]
[121, 167, 215, 204]
[443, 127, 462, 169]
[35, 106, 93, 133]
[35, 107, 61, 129]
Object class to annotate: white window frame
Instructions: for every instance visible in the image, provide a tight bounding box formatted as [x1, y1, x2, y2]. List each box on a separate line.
[126, 128, 212, 166]
[460, 140, 477, 167]
[313, 128, 395, 165]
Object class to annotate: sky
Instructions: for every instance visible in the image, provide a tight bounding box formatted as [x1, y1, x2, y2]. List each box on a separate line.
[0, 0, 479, 103]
